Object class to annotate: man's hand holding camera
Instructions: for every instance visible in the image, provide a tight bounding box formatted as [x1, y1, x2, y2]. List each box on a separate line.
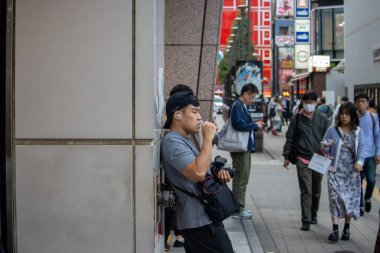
[211, 156, 234, 184]
[216, 170, 231, 184]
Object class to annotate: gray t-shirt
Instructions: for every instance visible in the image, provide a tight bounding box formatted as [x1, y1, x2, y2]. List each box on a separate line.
[161, 131, 212, 230]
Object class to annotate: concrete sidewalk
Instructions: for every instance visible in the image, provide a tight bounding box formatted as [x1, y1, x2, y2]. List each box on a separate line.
[166, 119, 379, 253]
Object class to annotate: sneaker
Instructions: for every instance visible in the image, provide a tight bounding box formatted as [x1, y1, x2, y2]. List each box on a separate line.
[301, 222, 310, 231]
[360, 207, 365, 216]
[173, 240, 185, 247]
[231, 210, 253, 219]
[243, 209, 253, 215]
[165, 242, 170, 251]
[310, 215, 318, 224]
[365, 200, 371, 213]
[328, 229, 339, 242]
[341, 230, 350, 241]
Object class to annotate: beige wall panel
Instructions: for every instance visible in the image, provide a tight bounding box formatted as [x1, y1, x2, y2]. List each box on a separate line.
[135, 0, 165, 138]
[15, 0, 132, 139]
[16, 145, 133, 253]
[135, 145, 161, 252]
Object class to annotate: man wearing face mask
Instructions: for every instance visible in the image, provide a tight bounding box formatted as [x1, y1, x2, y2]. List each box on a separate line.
[283, 90, 329, 231]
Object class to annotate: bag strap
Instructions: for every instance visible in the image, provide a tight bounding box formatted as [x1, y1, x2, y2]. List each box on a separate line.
[169, 182, 204, 202]
[335, 127, 355, 157]
[293, 113, 299, 142]
[370, 112, 376, 135]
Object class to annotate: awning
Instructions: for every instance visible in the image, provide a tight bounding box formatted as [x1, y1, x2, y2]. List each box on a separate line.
[334, 58, 345, 73]
[289, 72, 311, 82]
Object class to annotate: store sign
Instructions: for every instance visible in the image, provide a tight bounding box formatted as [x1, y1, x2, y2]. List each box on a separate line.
[295, 19, 310, 32]
[295, 45, 310, 69]
[295, 32, 310, 43]
[276, 0, 295, 17]
[295, 19, 310, 44]
[308, 55, 330, 72]
[311, 55, 330, 67]
[374, 44, 380, 61]
[275, 36, 294, 46]
[295, 0, 310, 18]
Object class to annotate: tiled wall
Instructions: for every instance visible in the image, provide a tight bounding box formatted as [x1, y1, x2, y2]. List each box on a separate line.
[164, 0, 223, 121]
[13, 0, 164, 252]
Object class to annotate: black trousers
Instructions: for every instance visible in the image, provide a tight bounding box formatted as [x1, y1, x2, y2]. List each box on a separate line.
[180, 223, 234, 253]
[164, 208, 180, 244]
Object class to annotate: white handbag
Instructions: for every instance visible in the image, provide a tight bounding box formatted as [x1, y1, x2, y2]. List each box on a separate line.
[217, 102, 250, 152]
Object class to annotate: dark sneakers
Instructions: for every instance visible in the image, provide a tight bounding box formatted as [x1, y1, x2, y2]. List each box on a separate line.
[301, 222, 310, 231]
[365, 201, 371, 213]
[310, 215, 318, 224]
[341, 230, 350, 241]
[328, 229, 339, 242]
[360, 207, 365, 216]
[173, 240, 185, 248]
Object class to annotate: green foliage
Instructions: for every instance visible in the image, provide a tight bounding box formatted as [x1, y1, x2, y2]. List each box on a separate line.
[218, 57, 229, 83]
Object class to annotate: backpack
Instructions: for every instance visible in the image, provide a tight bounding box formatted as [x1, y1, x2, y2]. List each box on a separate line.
[269, 105, 276, 117]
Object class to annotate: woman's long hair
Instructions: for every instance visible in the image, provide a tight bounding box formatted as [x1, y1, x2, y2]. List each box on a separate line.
[335, 102, 359, 130]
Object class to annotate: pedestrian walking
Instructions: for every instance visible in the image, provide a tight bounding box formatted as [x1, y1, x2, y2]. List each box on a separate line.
[161, 91, 234, 253]
[369, 99, 377, 114]
[267, 97, 282, 136]
[317, 97, 334, 124]
[332, 96, 349, 126]
[229, 83, 264, 219]
[320, 102, 365, 242]
[283, 90, 329, 231]
[354, 93, 380, 216]
[282, 98, 290, 125]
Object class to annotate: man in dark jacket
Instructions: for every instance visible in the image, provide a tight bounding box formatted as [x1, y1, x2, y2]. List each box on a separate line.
[230, 83, 265, 219]
[283, 90, 329, 231]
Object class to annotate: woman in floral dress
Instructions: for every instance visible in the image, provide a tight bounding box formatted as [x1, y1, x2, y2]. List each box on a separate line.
[321, 102, 365, 242]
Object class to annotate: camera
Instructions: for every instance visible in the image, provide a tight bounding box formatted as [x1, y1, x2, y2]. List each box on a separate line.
[210, 155, 235, 178]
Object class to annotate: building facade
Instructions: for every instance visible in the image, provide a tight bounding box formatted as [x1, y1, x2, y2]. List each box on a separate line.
[345, 0, 380, 103]
[0, 1, 223, 252]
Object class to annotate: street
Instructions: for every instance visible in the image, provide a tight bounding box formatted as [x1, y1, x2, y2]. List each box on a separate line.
[167, 114, 380, 253]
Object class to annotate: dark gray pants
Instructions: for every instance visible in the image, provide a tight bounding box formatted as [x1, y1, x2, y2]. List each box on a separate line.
[296, 160, 323, 223]
[180, 223, 234, 253]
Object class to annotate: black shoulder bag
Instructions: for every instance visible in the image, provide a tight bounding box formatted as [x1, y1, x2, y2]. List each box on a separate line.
[170, 176, 240, 223]
[288, 114, 299, 164]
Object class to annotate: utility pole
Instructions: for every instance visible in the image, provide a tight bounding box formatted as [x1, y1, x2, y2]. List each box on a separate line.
[248, 0, 251, 60]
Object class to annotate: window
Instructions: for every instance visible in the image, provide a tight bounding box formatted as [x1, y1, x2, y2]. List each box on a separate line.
[314, 7, 344, 60]
[334, 12, 344, 50]
[279, 26, 289, 35]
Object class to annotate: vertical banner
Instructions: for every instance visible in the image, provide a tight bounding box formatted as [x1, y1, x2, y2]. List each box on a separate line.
[278, 47, 294, 69]
[278, 69, 294, 87]
[235, 61, 263, 96]
[295, 45, 310, 69]
[295, 19, 310, 43]
[276, 0, 294, 17]
[295, 0, 310, 18]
